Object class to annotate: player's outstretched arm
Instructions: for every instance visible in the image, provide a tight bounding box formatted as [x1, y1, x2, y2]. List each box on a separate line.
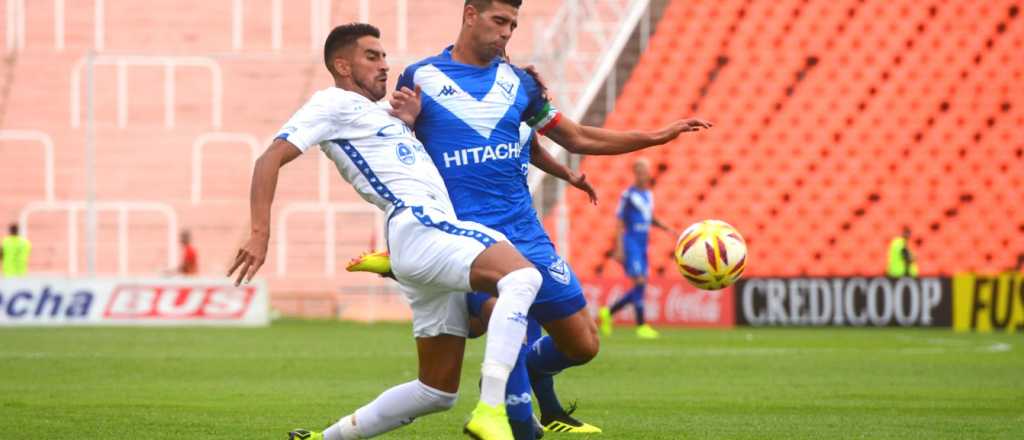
[544, 116, 712, 156]
[652, 217, 677, 236]
[228, 140, 302, 285]
[529, 136, 598, 204]
[613, 220, 626, 263]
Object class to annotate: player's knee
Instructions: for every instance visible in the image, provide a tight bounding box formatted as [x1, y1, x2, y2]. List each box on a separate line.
[579, 335, 601, 363]
[417, 381, 459, 412]
[564, 332, 600, 364]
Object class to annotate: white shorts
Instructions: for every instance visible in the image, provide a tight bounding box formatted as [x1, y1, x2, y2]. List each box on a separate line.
[387, 205, 508, 338]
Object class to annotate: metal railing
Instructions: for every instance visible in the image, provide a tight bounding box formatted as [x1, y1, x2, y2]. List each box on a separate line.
[191, 132, 261, 204]
[527, 0, 654, 256]
[0, 130, 55, 202]
[5, 0, 105, 52]
[18, 201, 179, 276]
[275, 202, 384, 277]
[70, 54, 223, 129]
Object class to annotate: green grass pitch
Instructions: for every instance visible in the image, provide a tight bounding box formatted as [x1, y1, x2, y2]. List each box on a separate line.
[1, 320, 1021, 439]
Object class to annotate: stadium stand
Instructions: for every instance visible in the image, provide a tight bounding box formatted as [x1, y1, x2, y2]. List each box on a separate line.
[567, 0, 1024, 279]
[0, 0, 559, 316]
[5, 0, 1019, 314]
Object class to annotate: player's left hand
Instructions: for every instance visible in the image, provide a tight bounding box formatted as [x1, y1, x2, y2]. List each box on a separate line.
[522, 64, 549, 100]
[568, 171, 598, 205]
[655, 118, 713, 143]
[389, 85, 422, 126]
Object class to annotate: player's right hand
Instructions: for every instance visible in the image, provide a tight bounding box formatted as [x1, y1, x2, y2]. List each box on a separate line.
[227, 233, 269, 286]
[388, 85, 422, 127]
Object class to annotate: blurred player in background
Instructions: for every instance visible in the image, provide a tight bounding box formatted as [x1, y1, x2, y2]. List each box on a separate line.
[178, 230, 198, 275]
[887, 226, 919, 278]
[227, 23, 547, 440]
[599, 159, 676, 339]
[1, 223, 31, 278]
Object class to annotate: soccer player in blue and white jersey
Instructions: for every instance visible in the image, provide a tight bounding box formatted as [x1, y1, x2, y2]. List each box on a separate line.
[462, 123, 599, 439]
[599, 158, 676, 339]
[227, 24, 551, 440]
[393, 1, 711, 437]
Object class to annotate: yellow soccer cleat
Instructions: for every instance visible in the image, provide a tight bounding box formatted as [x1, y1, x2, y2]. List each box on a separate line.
[598, 306, 613, 336]
[541, 402, 603, 434]
[287, 429, 323, 440]
[346, 250, 392, 275]
[464, 402, 514, 440]
[635, 324, 660, 339]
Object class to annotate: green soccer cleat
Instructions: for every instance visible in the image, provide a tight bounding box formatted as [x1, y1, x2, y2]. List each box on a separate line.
[540, 402, 602, 434]
[464, 401, 514, 440]
[287, 429, 323, 440]
[635, 324, 660, 339]
[598, 307, 613, 336]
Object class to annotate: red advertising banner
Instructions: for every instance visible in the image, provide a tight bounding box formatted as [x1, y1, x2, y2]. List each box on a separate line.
[579, 278, 735, 327]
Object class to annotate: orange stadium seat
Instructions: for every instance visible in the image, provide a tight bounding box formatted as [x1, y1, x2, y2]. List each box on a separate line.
[562, 0, 1024, 278]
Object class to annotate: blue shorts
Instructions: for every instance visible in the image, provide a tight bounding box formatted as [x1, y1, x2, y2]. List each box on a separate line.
[527, 249, 586, 322]
[623, 244, 648, 278]
[465, 250, 586, 325]
[466, 292, 586, 326]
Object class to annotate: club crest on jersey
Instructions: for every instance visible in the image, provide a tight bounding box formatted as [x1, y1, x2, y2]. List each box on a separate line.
[548, 257, 570, 285]
[396, 143, 416, 165]
[497, 79, 515, 97]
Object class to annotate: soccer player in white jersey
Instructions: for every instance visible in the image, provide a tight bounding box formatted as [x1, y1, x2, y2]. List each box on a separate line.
[227, 24, 548, 440]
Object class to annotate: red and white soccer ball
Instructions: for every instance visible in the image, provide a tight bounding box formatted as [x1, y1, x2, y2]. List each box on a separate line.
[674, 219, 747, 290]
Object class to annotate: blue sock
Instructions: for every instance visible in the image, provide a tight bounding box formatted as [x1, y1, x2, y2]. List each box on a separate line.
[528, 336, 582, 417]
[610, 285, 640, 314]
[633, 283, 646, 325]
[527, 318, 543, 346]
[525, 319, 562, 417]
[506, 345, 533, 423]
[509, 420, 536, 440]
[530, 369, 562, 417]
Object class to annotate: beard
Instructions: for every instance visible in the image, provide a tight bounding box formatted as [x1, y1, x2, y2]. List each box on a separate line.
[356, 76, 387, 101]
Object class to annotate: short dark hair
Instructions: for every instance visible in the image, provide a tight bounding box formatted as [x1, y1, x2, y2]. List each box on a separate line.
[8, 223, 18, 235]
[323, 23, 381, 76]
[465, 0, 523, 11]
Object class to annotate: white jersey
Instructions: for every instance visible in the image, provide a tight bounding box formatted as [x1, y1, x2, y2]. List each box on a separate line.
[276, 87, 453, 215]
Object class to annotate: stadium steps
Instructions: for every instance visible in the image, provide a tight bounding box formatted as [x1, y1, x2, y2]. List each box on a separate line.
[563, 0, 1024, 278]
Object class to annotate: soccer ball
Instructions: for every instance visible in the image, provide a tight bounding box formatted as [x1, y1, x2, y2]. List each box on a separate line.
[674, 219, 747, 290]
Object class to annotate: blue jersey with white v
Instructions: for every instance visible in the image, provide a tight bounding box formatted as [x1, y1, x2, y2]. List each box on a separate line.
[618, 187, 654, 250]
[398, 46, 562, 261]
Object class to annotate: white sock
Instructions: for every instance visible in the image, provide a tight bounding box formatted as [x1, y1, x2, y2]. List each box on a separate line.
[323, 380, 457, 440]
[480, 268, 542, 406]
[323, 415, 359, 440]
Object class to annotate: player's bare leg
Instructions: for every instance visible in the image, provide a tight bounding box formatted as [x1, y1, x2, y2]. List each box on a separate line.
[417, 334, 467, 393]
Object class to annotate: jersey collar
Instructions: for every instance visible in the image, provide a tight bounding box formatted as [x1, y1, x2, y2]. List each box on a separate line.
[441, 45, 503, 68]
